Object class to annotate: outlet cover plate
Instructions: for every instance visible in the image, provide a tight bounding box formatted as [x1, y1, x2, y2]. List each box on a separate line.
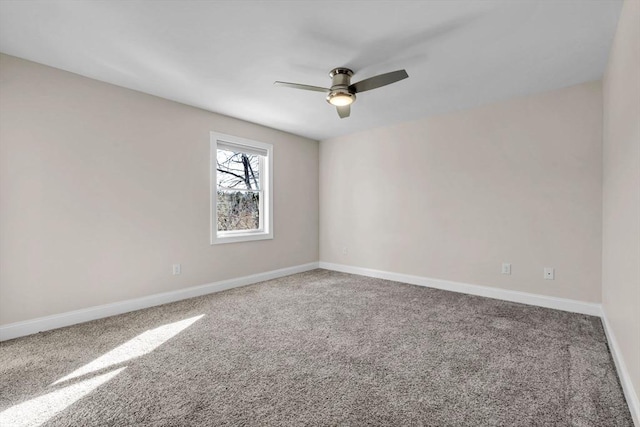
[501, 263, 511, 275]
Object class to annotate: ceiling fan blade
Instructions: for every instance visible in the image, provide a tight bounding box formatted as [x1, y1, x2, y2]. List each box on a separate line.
[337, 105, 350, 119]
[349, 69, 409, 93]
[274, 81, 329, 92]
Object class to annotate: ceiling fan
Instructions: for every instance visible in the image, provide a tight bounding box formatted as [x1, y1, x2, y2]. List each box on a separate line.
[274, 68, 409, 119]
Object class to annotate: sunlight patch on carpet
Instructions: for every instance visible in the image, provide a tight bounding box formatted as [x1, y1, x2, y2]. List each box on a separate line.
[0, 367, 126, 427]
[51, 314, 204, 386]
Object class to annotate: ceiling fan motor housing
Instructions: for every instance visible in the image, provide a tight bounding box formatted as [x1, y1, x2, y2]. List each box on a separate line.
[327, 68, 356, 105]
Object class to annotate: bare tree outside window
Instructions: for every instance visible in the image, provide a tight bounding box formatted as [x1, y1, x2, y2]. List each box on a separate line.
[216, 149, 261, 231]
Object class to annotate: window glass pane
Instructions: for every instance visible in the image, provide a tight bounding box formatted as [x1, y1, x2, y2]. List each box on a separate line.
[211, 132, 272, 244]
[216, 149, 260, 190]
[217, 189, 260, 231]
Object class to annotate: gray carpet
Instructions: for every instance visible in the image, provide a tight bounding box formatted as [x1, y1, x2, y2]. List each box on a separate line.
[0, 269, 633, 426]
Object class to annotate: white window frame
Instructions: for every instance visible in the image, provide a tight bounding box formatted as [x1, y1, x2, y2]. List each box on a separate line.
[210, 132, 273, 244]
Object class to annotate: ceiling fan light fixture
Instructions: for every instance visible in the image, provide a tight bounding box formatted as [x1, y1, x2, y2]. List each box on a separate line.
[327, 91, 355, 107]
[275, 67, 407, 119]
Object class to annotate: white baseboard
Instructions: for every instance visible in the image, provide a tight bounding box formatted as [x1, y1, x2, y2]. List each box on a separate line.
[318, 262, 602, 316]
[602, 309, 640, 426]
[0, 262, 319, 342]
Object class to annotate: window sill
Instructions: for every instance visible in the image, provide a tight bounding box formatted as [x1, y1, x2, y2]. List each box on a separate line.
[211, 230, 273, 245]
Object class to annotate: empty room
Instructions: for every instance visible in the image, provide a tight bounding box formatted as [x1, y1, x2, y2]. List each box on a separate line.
[0, 1, 638, 426]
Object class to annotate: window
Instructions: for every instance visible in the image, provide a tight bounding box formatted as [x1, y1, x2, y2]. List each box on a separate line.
[211, 132, 273, 244]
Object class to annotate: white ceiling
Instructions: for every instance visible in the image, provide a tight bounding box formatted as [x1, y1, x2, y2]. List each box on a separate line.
[0, 1, 622, 141]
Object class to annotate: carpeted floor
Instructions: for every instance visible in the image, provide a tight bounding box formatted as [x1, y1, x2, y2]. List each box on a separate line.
[0, 269, 633, 426]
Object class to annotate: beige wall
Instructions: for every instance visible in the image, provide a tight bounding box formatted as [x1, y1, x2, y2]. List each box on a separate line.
[603, 0, 640, 406]
[320, 81, 603, 303]
[0, 54, 319, 325]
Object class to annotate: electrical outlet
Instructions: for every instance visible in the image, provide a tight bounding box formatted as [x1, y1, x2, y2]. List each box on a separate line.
[342, 247, 348, 255]
[544, 267, 554, 280]
[172, 264, 181, 275]
[501, 263, 511, 275]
